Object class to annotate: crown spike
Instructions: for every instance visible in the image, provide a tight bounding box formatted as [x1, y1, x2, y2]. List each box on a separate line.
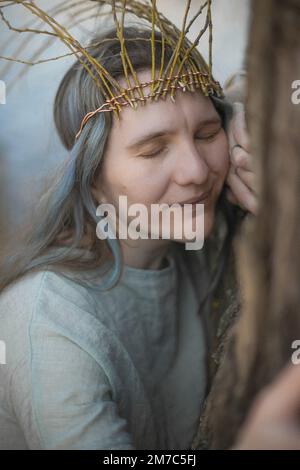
[0, 0, 224, 141]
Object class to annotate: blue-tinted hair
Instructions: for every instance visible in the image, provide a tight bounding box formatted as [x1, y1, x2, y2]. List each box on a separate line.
[0, 25, 237, 294]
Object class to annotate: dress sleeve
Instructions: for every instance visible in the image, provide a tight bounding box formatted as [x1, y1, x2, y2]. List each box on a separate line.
[11, 326, 136, 450]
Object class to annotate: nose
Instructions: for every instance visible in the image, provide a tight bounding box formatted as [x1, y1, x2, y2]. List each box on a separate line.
[172, 139, 210, 186]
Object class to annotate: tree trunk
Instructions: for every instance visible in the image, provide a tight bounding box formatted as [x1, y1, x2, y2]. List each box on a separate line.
[192, 0, 300, 450]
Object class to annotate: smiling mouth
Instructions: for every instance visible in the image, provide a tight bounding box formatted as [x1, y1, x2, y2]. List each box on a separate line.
[177, 187, 213, 206]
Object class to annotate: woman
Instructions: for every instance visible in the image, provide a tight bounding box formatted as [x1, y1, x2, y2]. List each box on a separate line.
[0, 25, 277, 450]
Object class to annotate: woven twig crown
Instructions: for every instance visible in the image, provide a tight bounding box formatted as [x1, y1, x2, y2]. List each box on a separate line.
[0, 0, 224, 142]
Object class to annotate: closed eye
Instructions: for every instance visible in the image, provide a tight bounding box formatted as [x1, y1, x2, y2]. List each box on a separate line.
[139, 147, 166, 158]
[139, 127, 222, 158]
[196, 127, 222, 142]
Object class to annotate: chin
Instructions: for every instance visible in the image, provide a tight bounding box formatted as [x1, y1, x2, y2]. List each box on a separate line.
[168, 210, 216, 247]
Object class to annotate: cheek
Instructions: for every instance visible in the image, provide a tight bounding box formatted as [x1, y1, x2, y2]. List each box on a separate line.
[126, 166, 170, 205]
[101, 153, 169, 205]
[206, 133, 230, 178]
[96, 152, 130, 202]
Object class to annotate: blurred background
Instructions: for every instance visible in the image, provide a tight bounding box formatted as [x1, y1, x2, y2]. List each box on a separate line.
[0, 0, 250, 249]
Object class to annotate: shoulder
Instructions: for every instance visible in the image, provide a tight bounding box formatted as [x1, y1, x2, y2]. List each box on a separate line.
[0, 269, 113, 368]
[0, 270, 48, 331]
[0, 269, 95, 324]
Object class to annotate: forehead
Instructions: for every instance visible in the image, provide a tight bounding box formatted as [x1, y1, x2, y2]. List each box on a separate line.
[112, 68, 218, 139]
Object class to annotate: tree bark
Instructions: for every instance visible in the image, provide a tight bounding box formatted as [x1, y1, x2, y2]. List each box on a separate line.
[192, 0, 300, 450]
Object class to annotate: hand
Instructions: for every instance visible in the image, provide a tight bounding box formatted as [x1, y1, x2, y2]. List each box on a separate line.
[226, 102, 258, 215]
[232, 364, 300, 450]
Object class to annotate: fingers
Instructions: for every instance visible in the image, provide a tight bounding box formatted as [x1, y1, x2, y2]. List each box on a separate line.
[225, 102, 258, 215]
[226, 187, 239, 206]
[227, 103, 250, 153]
[232, 102, 250, 152]
[230, 145, 253, 172]
[258, 364, 300, 420]
[226, 169, 258, 215]
[234, 364, 300, 450]
[236, 167, 258, 194]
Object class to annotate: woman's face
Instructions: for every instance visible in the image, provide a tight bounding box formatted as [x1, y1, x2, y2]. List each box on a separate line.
[92, 69, 230, 245]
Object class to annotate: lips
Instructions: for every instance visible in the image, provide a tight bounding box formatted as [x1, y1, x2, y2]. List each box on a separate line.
[178, 187, 212, 206]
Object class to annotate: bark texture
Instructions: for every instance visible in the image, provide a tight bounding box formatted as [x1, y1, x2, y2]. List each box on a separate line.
[192, 0, 300, 450]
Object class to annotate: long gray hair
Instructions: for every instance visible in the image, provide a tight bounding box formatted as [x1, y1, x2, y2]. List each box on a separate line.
[0, 24, 238, 294]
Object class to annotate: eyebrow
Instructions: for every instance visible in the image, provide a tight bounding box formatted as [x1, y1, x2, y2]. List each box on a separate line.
[126, 130, 174, 150]
[126, 117, 222, 150]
